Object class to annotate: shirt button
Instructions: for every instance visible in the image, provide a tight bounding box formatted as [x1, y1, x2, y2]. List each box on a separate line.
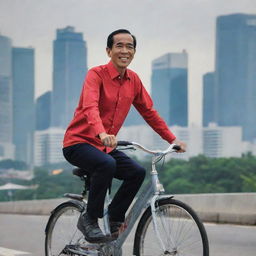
[112, 125, 115, 128]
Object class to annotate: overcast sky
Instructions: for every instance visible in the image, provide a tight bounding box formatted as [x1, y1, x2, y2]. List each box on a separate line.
[0, 0, 255, 125]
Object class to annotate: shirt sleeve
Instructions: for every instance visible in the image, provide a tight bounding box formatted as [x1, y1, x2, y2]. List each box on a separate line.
[81, 69, 106, 136]
[133, 78, 176, 144]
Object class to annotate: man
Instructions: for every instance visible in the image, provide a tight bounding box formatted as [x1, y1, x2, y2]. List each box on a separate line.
[63, 29, 186, 243]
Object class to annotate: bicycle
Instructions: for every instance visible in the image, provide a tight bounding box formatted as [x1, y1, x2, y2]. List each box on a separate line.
[45, 141, 209, 256]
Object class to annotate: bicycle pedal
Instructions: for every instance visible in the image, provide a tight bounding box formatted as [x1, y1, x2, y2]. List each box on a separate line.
[66, 244, 99, 256]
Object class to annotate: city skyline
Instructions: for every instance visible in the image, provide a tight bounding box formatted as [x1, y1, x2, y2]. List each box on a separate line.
[1, 0, 255, 125]
[51, 26, 87, 128]
[151, 51, 188, 126]
[0, 35, 14, 160]
[12, 47, 35, 164]
[215, 14, 256, 141]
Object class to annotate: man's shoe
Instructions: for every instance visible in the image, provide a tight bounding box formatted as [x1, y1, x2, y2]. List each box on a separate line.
[110, 220, 123, 239]
[77, 212, 109, 243]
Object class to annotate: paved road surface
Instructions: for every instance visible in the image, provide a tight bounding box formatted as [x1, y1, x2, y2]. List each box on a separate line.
[0, 214, 255, 255]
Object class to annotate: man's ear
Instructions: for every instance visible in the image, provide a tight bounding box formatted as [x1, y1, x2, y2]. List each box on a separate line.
[106, 47, 111, 57]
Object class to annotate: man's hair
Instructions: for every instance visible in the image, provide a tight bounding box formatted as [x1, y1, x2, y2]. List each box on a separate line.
[107, 29, 137, 49]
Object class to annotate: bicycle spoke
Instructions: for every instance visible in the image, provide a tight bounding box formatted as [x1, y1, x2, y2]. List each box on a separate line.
[136, 199, 208, 256]
[45, 203, 84, 256]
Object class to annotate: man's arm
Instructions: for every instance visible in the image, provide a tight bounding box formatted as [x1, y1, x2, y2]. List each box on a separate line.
[81, 70, 117, 147]
[133, 79, 186, 152]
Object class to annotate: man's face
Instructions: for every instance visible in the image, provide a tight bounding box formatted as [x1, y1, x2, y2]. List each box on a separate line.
[106, 33, 136, 71]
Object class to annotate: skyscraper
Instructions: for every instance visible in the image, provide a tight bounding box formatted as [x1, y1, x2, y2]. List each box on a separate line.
[12, 47, 35, 164]
[203, 72, 215, 127]
[124, 106, 145, 126]
[151, 51, 188, 126]
[51, 26, 88, 128]
[0, 35, 14, 160]
[34, 128, 65, 166]
[36, 91, 51, 131]
[215, 14, 256, 141]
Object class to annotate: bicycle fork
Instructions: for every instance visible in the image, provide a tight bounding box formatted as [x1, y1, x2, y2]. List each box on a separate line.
[103, 192, 111, 236]
[150, 195, 175, 253]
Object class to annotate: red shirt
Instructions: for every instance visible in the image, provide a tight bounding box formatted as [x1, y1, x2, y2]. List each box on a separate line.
[63, 61, 176, 153]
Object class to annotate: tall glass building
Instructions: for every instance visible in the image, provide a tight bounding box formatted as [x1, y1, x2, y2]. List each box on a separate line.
[0, 35, 14, 160]
[151, 51, 188, 126]
[215, 14, 256, 141]
[203, 72, 215, 127]
[36, 91, 51, 131]
[51, 26, 88, 128]
[12, 47, 35, 164]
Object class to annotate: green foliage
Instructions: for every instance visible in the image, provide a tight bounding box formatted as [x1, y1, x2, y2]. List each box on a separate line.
[0, 154, 256, 201]
[0, 159, 28, 170]
[240, 173, 256, 191]
[159, 154, 256, 194]
[0, 166, 83, 201]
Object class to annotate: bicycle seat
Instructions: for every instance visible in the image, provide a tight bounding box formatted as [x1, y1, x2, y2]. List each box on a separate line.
[72, 168, 89, 177]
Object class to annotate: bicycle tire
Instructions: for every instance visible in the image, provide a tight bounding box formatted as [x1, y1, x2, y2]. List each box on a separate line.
[45, 200, 85, 256]
[133, 198, 209, 256]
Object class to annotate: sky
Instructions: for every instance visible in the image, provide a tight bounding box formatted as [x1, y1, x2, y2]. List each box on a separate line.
[0, 0, 255, 125]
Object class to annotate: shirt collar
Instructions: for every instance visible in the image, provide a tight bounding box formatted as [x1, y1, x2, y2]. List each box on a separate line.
[107, 61, 131, 80]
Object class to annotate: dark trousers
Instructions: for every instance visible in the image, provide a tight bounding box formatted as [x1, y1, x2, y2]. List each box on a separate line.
[63, 143, 146, 222]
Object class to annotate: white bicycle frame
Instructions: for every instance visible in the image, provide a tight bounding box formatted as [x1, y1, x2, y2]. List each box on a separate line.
[100, 142, 179, 255]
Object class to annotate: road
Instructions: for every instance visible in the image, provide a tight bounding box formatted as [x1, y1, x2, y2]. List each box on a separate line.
[0, 214, 255, 255]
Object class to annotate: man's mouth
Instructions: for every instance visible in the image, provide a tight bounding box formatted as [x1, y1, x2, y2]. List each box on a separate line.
[119, 57, 129, 61]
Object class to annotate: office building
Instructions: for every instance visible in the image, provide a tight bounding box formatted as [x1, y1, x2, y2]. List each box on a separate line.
[242, 140, 256, 156]
[118, 124, 243, 160]
[36, 91, 51, 131]
[215, 14, 256, 141]
[203, 123, 242, 158]
[12, 47, 35, 164]
[151, 51, 188, 126]
[51, 26, 88, 128]
[0, 35, 14, 160]
[34, 128, 65, 166]
[203, 72, 216, 127]
[124, 106, 145, 126]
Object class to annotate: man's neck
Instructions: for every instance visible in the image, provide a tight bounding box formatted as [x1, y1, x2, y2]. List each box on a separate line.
[112, 63, 126, 78]
[119, 69, 126, 78]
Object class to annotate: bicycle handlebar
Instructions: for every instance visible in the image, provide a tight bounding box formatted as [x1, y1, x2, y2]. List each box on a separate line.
[117, 141, 181, 156]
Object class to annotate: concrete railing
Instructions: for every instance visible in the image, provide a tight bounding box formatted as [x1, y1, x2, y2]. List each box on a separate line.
[0, 193, 255, 225]
[175, 193, 256, 225]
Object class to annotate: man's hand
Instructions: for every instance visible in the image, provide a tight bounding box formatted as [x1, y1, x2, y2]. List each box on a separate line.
[99, 132, 117, 148]
[172, 139, 186, 153]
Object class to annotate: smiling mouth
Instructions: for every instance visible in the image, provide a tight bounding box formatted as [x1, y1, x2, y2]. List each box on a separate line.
[119, 57, 129, 61]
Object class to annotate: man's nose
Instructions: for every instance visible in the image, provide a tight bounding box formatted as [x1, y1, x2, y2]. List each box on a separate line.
[120, 46, 128, 53]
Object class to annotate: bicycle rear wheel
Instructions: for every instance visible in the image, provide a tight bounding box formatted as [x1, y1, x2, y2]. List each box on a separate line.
[45, 200, 84, 256]
[133, 198, 209, 256]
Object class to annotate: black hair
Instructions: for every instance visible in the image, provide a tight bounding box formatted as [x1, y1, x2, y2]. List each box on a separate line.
[107, 29, 137, 49]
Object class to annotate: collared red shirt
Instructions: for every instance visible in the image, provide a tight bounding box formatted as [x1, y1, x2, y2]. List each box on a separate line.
[63, 61, 176, 153]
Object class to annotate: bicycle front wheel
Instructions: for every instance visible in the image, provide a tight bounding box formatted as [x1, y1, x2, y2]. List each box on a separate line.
[133, 198, 209, 256]
[45, 200, 85, 256]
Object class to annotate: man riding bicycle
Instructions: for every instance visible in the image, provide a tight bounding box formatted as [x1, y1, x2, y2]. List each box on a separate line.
[62, 29, 186, 243]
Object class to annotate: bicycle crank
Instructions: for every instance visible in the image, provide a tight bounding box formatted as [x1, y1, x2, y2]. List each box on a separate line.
[63, 244, 101, 255]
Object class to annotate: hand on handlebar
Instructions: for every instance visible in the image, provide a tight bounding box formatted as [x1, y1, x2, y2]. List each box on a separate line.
[99, 132, 117, 148]
[172, 139, 186, 153]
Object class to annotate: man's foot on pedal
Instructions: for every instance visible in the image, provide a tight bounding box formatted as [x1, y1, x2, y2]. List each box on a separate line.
[110, 220, 123, 239]
[77, 212, 110, 243]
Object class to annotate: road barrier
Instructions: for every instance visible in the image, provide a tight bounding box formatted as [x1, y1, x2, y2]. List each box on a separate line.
[175, 193, 256, 225]
[0, 193, 255, 225]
